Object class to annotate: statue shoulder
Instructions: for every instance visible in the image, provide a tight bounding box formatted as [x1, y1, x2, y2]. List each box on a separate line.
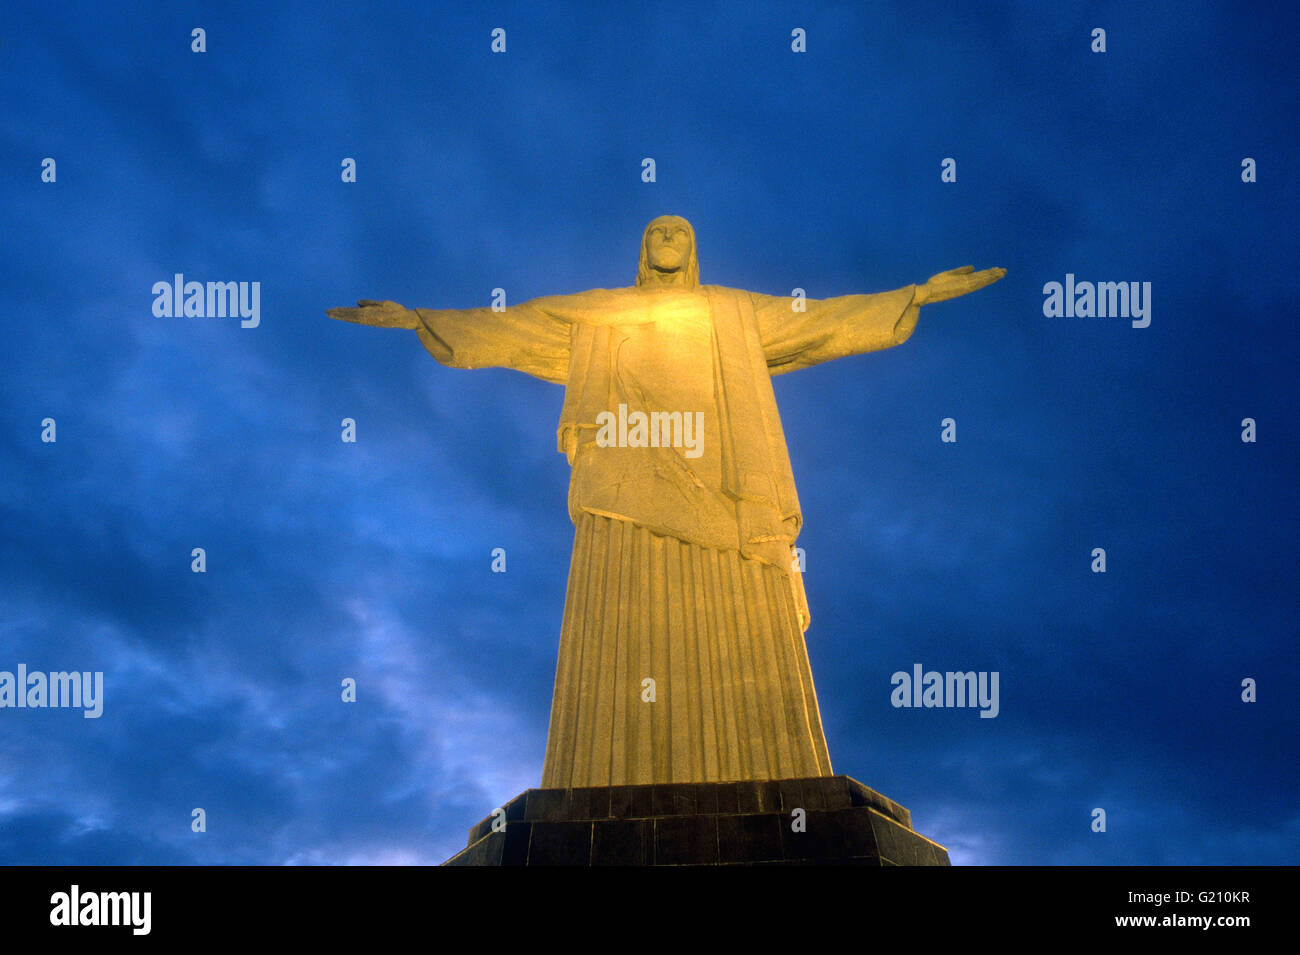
[699, 284, 753, 299]
[529, 286, 652, 325]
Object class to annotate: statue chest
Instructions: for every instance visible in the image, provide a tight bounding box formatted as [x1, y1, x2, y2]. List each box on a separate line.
[610, 293, 716, 402]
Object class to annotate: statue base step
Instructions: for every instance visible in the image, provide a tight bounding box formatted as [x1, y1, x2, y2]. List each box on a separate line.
[443, 775, 950, 866]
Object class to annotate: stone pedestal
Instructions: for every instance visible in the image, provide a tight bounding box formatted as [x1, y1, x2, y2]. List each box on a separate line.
[444, 775, 950, 866]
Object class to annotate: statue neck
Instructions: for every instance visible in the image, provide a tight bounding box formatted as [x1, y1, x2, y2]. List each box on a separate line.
[642, 267, 692, 288]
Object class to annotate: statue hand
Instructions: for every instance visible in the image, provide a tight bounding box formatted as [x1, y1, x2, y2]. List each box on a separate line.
[560, 426, 579, 464]
[326, 299, 419, 329]
[914, 266, 1007, 307]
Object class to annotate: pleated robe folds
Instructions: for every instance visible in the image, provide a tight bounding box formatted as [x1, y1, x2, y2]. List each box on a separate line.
[415, 281, 920, 787]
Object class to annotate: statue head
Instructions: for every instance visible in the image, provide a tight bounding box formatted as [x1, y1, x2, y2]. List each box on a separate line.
[637, 215, 699, 288]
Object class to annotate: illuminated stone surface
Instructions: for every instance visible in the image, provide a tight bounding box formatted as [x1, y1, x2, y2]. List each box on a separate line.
[328, 217, 1002, 796]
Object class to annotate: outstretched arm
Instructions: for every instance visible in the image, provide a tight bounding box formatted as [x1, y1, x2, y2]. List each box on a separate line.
[752, 266, 1005, 375]
[326, 298, 572, 384]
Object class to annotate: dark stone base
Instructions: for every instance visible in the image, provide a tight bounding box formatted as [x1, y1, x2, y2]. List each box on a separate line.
[443, 776, 950, 866]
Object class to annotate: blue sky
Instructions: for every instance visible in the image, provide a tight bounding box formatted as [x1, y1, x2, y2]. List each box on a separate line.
[1, 0, 1296, 865]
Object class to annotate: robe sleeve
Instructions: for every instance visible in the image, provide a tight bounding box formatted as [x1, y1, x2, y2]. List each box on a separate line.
[749, 285, 921, 376]
[413, 298, 573, 384]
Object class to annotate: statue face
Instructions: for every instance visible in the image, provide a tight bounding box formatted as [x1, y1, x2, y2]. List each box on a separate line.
[645, 218, 693, 273]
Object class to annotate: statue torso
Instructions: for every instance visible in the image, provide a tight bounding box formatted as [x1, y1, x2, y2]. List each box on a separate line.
[563, 287, 737, 548]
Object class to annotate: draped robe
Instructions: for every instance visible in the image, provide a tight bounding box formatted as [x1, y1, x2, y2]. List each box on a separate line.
[414, 282, 920, 786]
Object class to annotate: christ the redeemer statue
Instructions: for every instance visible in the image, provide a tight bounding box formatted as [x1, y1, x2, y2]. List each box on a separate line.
[328, 215, 1004, 790]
